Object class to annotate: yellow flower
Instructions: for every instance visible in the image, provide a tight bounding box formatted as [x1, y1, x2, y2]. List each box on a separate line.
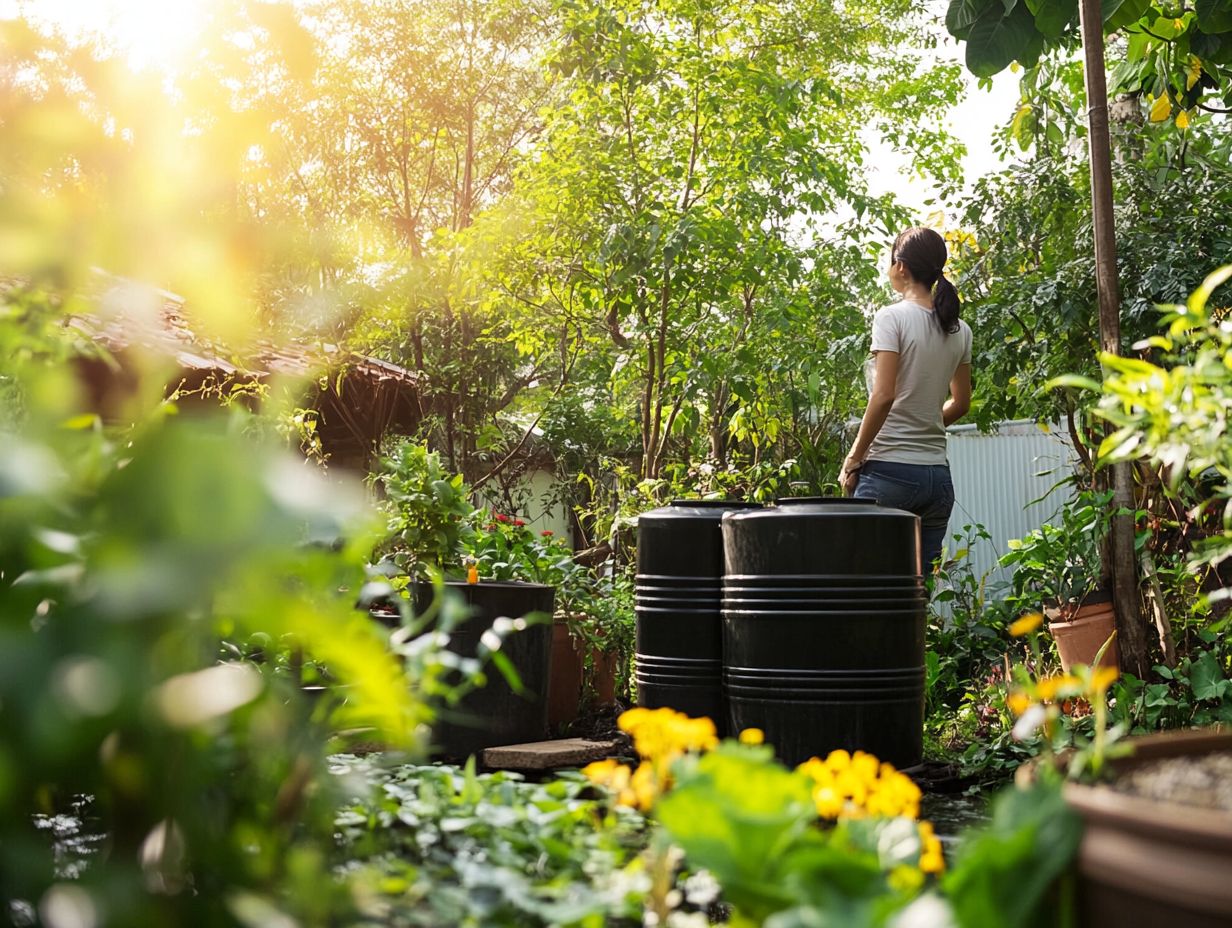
[1176, 109, 1190, 130]
[824, 748, 852, 771]
[1036, 674, 1080, 702]
[583, 758, 632, 794]
[813, 783, 845, 819]
[738, 727, 765, 745]
[1007, 691, 1032, 717]
[1009, 612, 1043, 637]
[851, 751, 880, 783]
[801, 750, 921, 820]
[626, 761, 659, 811]
[918, 821, 945, 874]
[1091, 666, 1119, 693]
[888, 864, 925, 892]
[617, 707, 718, 765]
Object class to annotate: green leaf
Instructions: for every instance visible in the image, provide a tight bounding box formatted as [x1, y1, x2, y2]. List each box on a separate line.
[966, 3, 1039, 77]
[1189, 650, 1229, 701]
[948, 0, 1000, 39]
[1030, 0, 1078, 38]
[1104, 0, 1152, 31]
[1196, 0, 1232, 34]
[1042, 373, 1101, 392]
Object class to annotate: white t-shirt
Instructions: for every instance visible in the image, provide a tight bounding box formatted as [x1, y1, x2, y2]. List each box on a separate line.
[865, 299, 972, 466]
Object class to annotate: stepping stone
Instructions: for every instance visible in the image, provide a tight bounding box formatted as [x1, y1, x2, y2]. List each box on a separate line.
[482, 738, 619, 772]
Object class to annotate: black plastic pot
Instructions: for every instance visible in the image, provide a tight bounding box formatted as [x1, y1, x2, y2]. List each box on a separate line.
[722, 498, 925, 768]
[635, 499, 760, 733]
[414, 580, 555, 759]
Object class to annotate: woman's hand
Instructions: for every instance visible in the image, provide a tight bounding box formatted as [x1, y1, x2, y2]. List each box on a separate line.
[840, 457, 863, 496]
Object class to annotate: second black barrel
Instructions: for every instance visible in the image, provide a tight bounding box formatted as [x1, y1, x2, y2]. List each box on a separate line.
[722, 498, 925, 768]
[635, 499, 759, 732]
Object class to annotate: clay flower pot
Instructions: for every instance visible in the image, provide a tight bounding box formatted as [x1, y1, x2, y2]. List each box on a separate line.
[547, 615, 617, 728]
[1045, 591, 1119, 672]
[1061, 729, 1232, 928]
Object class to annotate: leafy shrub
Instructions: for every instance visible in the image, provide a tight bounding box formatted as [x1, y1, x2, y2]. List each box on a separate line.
[0, 413, 428, 924]
[333, 756, 647, 927]
[372, 441, 477, 579]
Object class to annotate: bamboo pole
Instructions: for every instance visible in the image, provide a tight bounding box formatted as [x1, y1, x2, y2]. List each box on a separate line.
[1077, 0, 1150, 676]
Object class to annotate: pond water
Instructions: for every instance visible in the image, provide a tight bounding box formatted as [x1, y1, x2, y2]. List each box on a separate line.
[920, 789, 993, 844]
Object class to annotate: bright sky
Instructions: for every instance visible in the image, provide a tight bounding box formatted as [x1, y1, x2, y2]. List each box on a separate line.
[863, 9, 1022, 218]
[0, 0, 212, 70]
[2, 0, 1021, 216]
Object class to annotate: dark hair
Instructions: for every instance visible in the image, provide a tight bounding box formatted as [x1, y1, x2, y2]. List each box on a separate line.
[891, 227, 961, 334]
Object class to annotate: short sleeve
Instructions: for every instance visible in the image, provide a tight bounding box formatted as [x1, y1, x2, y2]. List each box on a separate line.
[870, 308, 900, 353]
[960, 323, 972, 365]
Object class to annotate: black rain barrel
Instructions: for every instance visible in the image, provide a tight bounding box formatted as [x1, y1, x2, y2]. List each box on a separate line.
[414, 580, 555, 758]
[722, 498, 925, 768]
[635, 500, 760, 733]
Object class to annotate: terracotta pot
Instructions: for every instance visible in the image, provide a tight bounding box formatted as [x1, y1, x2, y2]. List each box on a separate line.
[1046, 593, 1119, 672]
[547, 617, 617, 727]
[1061, 729, 1232, 928]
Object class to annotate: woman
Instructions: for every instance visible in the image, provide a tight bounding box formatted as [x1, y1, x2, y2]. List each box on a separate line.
[839, 226, 972, 572]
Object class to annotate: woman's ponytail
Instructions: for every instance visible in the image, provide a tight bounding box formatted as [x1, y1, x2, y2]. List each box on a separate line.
[933, 274, 961, 334]
[892, 227, 962, 336]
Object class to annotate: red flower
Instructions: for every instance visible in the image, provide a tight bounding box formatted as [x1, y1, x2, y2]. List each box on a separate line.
[541, 530, 553, 537]
[495, 513, 510, 523]
[514, 519, 526, 527]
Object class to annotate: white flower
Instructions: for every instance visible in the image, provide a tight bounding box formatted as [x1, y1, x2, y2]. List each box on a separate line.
[1012, 704, 1047, 741]
[682, 869, 720, 907]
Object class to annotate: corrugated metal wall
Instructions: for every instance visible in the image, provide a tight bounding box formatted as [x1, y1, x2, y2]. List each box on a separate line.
[945, 420, 1078, 593]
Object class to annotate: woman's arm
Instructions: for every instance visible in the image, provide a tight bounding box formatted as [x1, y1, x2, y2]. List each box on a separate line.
[841, 350, 899, 494]
[943, 363, 972, 426]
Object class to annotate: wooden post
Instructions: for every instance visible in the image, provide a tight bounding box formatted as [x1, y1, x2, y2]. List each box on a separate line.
[1077, 0, 1150, 676]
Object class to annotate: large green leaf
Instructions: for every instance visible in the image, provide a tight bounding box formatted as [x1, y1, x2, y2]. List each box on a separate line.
[1028, 0, 1078, 38]
[966, 2, 1039, 77]
[1196, 0, 1232, 33]
[947, 0, 1001, 39]
[1189, 650, 1230, 702]
[1192, 29, 1232, 63]
[1104, 0, 1152, 31]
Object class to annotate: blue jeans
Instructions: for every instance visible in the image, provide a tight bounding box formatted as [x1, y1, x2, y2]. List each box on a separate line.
[853, 460, 955, 572]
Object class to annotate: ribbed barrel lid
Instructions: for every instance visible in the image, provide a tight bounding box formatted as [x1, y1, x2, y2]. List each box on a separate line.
[722, 495, 920, 578]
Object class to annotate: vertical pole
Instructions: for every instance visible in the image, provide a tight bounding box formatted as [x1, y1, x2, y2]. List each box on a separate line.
[1077, 0, 1149, 676]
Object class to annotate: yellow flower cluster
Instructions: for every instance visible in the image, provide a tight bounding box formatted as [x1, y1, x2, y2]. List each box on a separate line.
[581, 707, 720, 811]
[917, 821, 944, 874]
[617, 707, 719, 766]
[796, 749, 922, 822]
[581, 757, 659, 811]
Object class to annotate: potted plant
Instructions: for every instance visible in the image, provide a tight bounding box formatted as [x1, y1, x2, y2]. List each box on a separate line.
[1000, 489, 1120, 671]
[466, 512, 623, 728]
[1008, 620, 1232, 928]
[370, 444, 557, 756]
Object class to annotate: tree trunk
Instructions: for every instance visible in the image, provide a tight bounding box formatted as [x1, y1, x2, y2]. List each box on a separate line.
[1078, 0, 1150, 677]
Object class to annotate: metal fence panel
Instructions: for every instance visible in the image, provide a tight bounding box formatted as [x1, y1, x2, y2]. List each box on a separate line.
[945, 420, 1078, 594]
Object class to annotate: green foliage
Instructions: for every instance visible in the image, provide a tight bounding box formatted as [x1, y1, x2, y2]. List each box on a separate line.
[0, 410, 429, 923]
[926, 525, 1016, 749]
[1111, 632, 1232, 730]
[1089, 266, 1232, 575]
[373, 441, 478, 578]
[467, 512, 577, 585]
[946, 0, 1232, 132]
[652, 739, 1088, 928]
[943, 780, 1082, 928]
[999, 490, 1116, 608]
[332, 757, 647, 927]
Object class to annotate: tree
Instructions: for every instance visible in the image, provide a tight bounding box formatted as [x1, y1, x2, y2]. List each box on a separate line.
[511, 0, 964, 479]
[945, 0, 1232, 674]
